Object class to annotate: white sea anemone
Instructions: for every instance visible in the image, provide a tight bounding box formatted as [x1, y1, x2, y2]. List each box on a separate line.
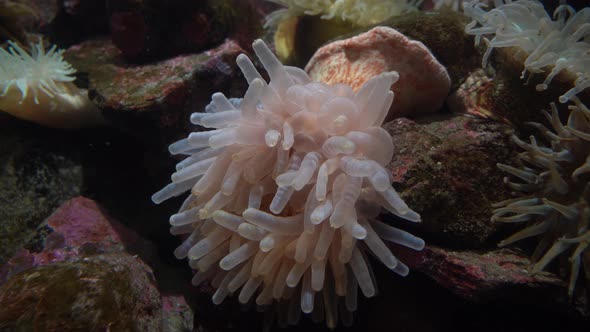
[153, 39, 424, 327]
[0, 40, 104, 128]
[463, 0, 590, 103]
[264, 0, 422, 28]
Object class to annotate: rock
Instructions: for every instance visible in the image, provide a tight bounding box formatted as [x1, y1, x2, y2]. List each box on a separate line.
[449, 47, 590, 128]
[107, 0, 219, 61]
[361, 244, 587, 332]
[106, 0, 263, 62]
[398, 245, 563, 301]
[0, 0, 58, 44]
[0, 196, 199, 330]
[305, 26, 451, 120]
[0, 196, 153, 284]
[0, 253, 162, 331]
[64, 38, 249, 143]
[161, 294, 194, 332]
[384, 8, 479, 93]
[0, 124, 83, 264]
[383, 114, 518, 249]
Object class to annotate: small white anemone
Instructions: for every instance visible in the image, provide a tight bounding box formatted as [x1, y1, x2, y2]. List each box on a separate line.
[0, 40, 104, 128]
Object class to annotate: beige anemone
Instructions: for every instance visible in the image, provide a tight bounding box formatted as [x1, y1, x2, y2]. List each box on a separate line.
[494, 97, 590, 296]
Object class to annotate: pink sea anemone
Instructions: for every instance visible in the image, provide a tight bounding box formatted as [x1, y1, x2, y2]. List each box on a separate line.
[153, 39, 424, 327]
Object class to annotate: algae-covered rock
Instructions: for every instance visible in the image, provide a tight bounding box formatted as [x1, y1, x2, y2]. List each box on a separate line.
[400, 245, 563, 301]
[0, 253, 162, 331]
[305, 26, 451, 120]
[392, 244, 588, 317]
[0, 196, 155, 283]
[383, 114, 517, 248]
[64, 38, 248, 144]
[0, 196, 195, 331]
[0, 124, 83, 264]
[161, 294, 194, 332]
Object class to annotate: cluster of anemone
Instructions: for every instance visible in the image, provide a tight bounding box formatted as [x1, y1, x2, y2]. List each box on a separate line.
[463, 0, 590, 103]
[153, 39, 424, 327]
[492, 97, 589, 296]
[0, 40, 103, 128]
[264, 0, 422, 28]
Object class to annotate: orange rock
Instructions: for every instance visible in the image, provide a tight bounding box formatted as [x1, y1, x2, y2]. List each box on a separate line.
[305, 26, 451, 120]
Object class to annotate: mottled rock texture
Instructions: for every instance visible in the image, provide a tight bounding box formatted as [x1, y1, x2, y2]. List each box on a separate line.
[0, 125, 82, 264]
[0, 196, 149, 283]
[64, 38, 249, 144]
[0, 254, 161, 331]
[400, 245, 563, 300]
[383, 114, 517, 249]
[0, 197, 191, 331]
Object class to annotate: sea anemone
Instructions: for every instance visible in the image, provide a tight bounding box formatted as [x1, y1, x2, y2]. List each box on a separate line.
[264, 0, 421, 28]
[463, 0, 590, 103]
[153, 39, 424, 327]
[493, 97, 590, 296]
[0, 40, 104, 128]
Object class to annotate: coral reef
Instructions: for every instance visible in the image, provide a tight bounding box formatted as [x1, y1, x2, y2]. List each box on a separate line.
[0, 40, 104, 128]
[493, 98, 590, 296]
[153, 39, 424, 327]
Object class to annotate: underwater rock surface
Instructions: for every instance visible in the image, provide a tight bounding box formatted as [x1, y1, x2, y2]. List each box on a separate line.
[0, 124, 83, 264]
[64, 38, 248, 142]
[402, 245, 563, 300]
[0, 197, 139, 282]
[383, 115, 517, 248]
[0, 253, 161, 331]
[0, 197, 194, 331]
